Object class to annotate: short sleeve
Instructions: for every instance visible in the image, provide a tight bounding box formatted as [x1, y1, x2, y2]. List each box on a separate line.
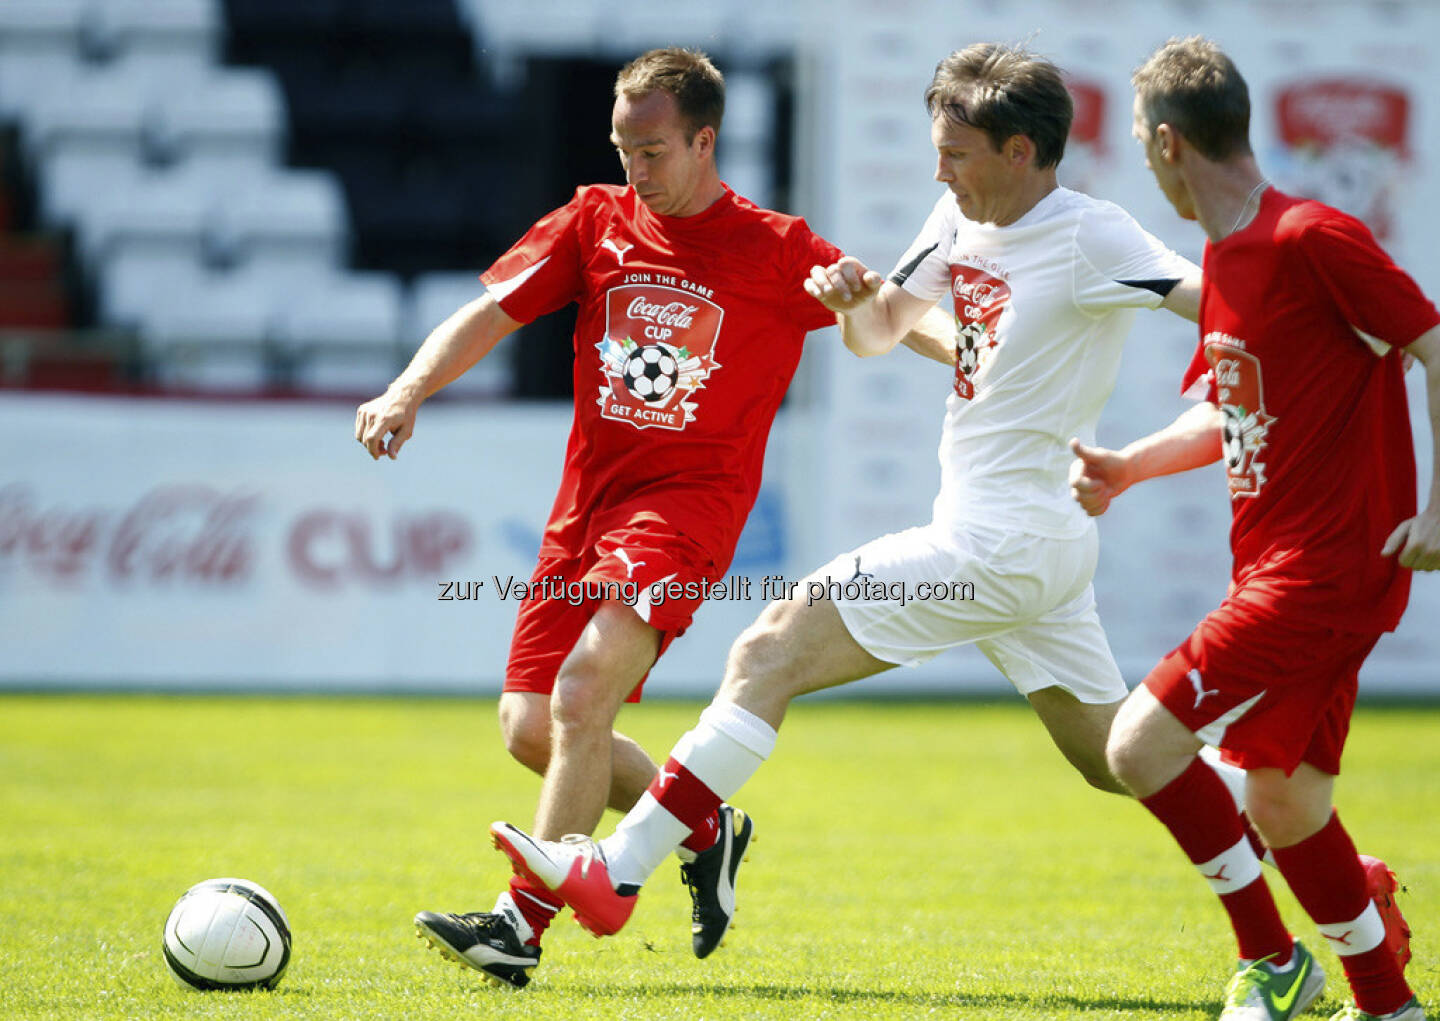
[479, 189, 588, 324]
[783, 221, 846, 332]
[1293, 209, 1440, 352]
[1073, 201, 1197, 314]
[888, 192, 956, 303]
[1179, 343, 1217, 402]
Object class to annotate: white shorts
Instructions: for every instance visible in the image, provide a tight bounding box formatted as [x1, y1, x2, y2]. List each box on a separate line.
[819, 522, 1126, 704]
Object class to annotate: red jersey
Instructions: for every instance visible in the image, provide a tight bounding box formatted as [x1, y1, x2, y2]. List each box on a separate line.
[1182, 187, 1440, 632]
[481, 184, 843, 569]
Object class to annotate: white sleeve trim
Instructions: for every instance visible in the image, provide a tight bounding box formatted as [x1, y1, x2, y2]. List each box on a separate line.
[1351, 325, 1393, 357]
[486, 256, 551, 302]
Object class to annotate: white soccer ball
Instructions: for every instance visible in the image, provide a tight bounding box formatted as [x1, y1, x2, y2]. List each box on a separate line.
[162, 878, 292, 990]
[622, 344, 680, 403]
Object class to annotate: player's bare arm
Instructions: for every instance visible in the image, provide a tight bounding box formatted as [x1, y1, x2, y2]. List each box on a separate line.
[1158, 273, 1202, 323]
[1382, 323, 1440, 570]
[898, 305, 959, 366]
[354, 294, 521, 460]
[1069, 401, 1223, 516]
[804, 257, 934, 358]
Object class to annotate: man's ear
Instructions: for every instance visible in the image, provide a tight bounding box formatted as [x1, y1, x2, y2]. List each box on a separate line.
[693, 124, 716, 159]
[1005, 133, 1037, 167]
[1154, 123, 1180, 164]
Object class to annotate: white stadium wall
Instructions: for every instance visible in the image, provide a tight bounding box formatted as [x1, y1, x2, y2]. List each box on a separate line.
[0, 392, 828, 693]
[5, 0, 1439, 696]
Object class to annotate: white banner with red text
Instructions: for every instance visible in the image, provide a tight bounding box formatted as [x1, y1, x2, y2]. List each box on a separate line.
[3, 391, 1436, 696]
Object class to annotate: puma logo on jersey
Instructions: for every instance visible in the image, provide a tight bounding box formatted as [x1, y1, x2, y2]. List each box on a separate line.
[602, 238, 634, 265]
[612, 548, 646, 578]
[1188, 668, 1220, 709]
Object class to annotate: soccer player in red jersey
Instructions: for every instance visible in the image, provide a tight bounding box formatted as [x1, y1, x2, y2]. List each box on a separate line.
[1070, 37, 1439, 1021]
[355, 48, 946, 988]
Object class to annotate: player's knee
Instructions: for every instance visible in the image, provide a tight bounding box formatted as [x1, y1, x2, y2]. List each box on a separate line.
[720, 616, 795, 698]
[498, 697, 551, 774]
[1080, 762, 1130, 795]
[1060, 736, 1130, 795]
[1243, 783, 1327, 847]
[1244, 796, 1306, 847]
[549, 666, 621, 737]
[1104, 729, 1144, 788]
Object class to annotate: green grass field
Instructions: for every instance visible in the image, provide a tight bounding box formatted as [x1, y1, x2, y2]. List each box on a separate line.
[1, 696, 1434, 1020]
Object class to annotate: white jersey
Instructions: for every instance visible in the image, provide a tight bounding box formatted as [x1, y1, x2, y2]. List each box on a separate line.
[891, 186, 1196, 540]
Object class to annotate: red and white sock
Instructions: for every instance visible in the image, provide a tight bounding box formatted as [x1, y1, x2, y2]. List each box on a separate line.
[1140, 757, 1292, 963]
[499, 876, 562, 947]
[600, 701, 776, 887]
[1272, 812, 1412, 1016]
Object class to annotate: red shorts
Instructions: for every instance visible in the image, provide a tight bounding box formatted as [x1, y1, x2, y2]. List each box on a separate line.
[503, 524, 719, 703]
[1142, 599, 1379, 776]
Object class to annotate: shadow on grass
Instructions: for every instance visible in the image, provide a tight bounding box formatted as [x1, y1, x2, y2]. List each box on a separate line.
[536, 978, 1213, 1015]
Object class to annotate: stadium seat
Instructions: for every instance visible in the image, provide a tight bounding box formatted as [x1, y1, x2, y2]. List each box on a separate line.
[160, 67, 284, 171]
[221, 167, 347, 269]
[87, 0, 221, 76]
[36, 148, 146, 227]
[97, 246, 208, 326]
[77, 161, 220, 267]
[139, 266, 274, 391]
[0, 0, 87, 59]
[275, 271, 405, 395]
[407, 269, 510, 397]
[0, 51, 84, 122]
[19, 61, 155, 165]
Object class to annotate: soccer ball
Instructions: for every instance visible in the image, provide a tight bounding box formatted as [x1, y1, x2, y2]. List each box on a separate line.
[162, 878, 292, 990]
[622, 344, 679, 403]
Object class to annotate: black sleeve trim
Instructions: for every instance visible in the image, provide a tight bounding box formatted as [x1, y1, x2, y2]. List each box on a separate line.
[1116, 277, 1181, 297]
[888, 243, 939, 286]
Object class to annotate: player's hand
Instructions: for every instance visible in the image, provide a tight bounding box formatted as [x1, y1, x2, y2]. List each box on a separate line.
[1068, 438, 1132, 517]
[804, 257, 884, 312]
[355, 387, 419, 460]
[1381, 506, 1440, 570]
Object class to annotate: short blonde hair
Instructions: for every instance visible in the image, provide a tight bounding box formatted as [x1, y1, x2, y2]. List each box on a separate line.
[1133, 36, 1252, 160]
[614, 48, 725, 142]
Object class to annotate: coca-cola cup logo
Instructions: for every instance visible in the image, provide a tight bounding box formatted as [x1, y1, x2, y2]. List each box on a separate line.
[954, 279, 1004, 309]
[626, 296, 699, 330]
[287, 508, 472, 588]
[0, 483, 257, 584]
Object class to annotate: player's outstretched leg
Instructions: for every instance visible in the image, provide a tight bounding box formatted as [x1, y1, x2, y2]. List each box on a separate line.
[413, 895, 541, 989]
[1220, 939, 1326, 1021]
[491, 823, 639, 937]
[680, 804, 754, 958]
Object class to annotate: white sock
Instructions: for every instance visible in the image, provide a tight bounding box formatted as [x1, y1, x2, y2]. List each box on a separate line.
[1317, 901, 1387, 956]
[601, 701, 776, 888]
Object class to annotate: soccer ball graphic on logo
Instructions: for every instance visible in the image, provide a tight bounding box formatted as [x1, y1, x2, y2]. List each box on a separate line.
[162, 878, 292, 990]
[1222, 410, 1244, 468]
[621, 344, 679, 403]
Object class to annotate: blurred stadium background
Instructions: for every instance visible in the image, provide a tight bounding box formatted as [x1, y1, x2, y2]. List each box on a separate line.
[2, 0, 1437, 696]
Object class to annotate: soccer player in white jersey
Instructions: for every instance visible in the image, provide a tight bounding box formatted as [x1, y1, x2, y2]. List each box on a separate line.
[483, 44, 1400, 955]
